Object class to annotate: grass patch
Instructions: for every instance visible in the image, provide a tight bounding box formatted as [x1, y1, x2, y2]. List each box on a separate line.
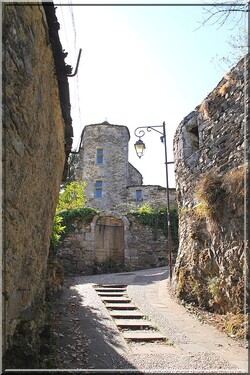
[196, 173, 225, 221]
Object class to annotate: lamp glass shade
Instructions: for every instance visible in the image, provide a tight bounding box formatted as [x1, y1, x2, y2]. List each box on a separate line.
[134, 139, 146, 158]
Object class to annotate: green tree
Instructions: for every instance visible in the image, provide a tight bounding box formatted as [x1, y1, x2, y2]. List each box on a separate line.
[51, 181, 87, 251]
[51, 215, 66, 249]
[56, 181, 87, 213]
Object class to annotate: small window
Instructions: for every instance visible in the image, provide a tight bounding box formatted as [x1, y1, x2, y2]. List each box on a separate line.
[96, 148, 103, 164]
[136, 190, 143, 201]
[95, 181, 103, 198]
[189, 126, 199, 153]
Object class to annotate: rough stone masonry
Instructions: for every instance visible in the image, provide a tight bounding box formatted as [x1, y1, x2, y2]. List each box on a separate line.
[173, 55, 248, 314]
[3, 3, 73, 368]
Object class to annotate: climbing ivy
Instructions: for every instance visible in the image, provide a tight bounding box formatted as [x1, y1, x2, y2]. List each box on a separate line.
[51, 207, 98, 251]
[130, 204, 179, 245]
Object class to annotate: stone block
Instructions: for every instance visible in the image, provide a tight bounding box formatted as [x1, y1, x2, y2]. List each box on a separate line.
[61, 259, 77, 272]
[125, 248, 138, 257]
[76, 261, 91, 271]
[126, 256, 139, 266]
[21, 291, 32, 307]
[76, 234, 85, 243]
[85, 233, 94, 241]
[7, 291, 22, 320]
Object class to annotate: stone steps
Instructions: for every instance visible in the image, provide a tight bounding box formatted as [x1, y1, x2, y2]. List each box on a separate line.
[105, 303, 137, 310]
[100, 296, 131, 303]
[123, 331, 166, 341]
[97, 292, 126, 296]
[96, 288, 126, 293]
[115, 319, 154, 329]
[109, 310, 145, 318]
[96, 284, 127, 288]
[93, 283, 169, 344]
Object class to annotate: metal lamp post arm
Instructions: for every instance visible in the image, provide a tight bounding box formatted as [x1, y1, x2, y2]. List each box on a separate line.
[134, 121, 173, 282]
[134, 125, 164, 139]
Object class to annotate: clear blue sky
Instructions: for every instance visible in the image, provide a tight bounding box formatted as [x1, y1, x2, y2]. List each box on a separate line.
[56, 1, 246, 187]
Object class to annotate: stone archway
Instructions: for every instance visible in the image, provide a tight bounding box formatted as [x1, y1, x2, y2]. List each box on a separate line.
[94, 216, 124, 263]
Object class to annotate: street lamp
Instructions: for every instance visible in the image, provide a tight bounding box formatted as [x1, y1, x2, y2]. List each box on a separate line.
[134, 139, 146, 158]
[134, 121, 173, 281]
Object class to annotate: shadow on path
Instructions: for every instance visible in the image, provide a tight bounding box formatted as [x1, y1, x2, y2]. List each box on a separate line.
[51, 276, 140, 372]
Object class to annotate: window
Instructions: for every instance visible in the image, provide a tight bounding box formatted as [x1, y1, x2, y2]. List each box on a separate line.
[95, 181, 103, 198]
[189, 126, 199, 154]
[96, 148, 103, 164]
[136, 190, 143, 201]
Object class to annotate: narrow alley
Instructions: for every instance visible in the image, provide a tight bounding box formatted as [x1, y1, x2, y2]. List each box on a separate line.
[51, 267, 248, 373]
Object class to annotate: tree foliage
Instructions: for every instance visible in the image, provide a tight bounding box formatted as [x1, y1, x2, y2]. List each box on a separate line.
[51, 181, 88, 251]
[51, 215, 66, 249]
[56, 181, 87, 213]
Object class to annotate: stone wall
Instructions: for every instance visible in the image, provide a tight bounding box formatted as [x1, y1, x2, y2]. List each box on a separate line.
[125, 214, 172, 269]
[57, 220, 94, 275]
[3, 3, 72, 367]
[127, 162, 143, 185]
[173, 56, 247, 314]
[57, 212, 177, 274]
[126, 185, 177, 210]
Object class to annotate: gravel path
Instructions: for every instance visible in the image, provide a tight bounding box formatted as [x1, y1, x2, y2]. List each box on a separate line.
[51, 267, 248, 373]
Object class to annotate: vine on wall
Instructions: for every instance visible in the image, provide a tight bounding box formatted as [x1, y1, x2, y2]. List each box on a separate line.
[130, 204, 179, 245]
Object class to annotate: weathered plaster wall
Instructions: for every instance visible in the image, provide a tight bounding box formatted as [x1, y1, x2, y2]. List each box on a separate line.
[173, 56, 246, 314]
[3, 3, 72, 366]
[57, 212, 175, 274]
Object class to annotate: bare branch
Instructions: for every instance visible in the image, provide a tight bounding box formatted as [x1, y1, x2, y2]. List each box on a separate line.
[196, 2, 247, 30]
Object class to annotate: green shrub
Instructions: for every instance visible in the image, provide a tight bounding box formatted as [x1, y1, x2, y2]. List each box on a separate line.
[51, 215, 66, 249]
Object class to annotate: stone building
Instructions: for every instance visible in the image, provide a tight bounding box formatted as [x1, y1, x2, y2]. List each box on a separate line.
[3, 3, 73, 368]
[173, 56, 247, 314]
[75, 120, 176, 212]
[57, 121, 177, 275]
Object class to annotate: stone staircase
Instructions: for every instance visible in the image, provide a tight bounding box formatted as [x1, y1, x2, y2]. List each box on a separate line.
[93, 284, 167, 343]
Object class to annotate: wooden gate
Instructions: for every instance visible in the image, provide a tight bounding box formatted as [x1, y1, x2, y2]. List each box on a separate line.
[95, 216, 124, 263]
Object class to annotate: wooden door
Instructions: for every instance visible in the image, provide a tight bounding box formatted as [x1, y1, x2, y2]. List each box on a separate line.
[95, 217, 124, 263]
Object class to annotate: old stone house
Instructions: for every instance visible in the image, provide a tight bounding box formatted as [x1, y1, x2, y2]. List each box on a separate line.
[75, 120, 176, 212]
[3, 3, 73, 368]
[173, 55, 248, 314]
[57, 121, 177, 275]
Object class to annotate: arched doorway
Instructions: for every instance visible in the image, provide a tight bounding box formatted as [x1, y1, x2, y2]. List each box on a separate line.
[95, 216, 124, 264]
